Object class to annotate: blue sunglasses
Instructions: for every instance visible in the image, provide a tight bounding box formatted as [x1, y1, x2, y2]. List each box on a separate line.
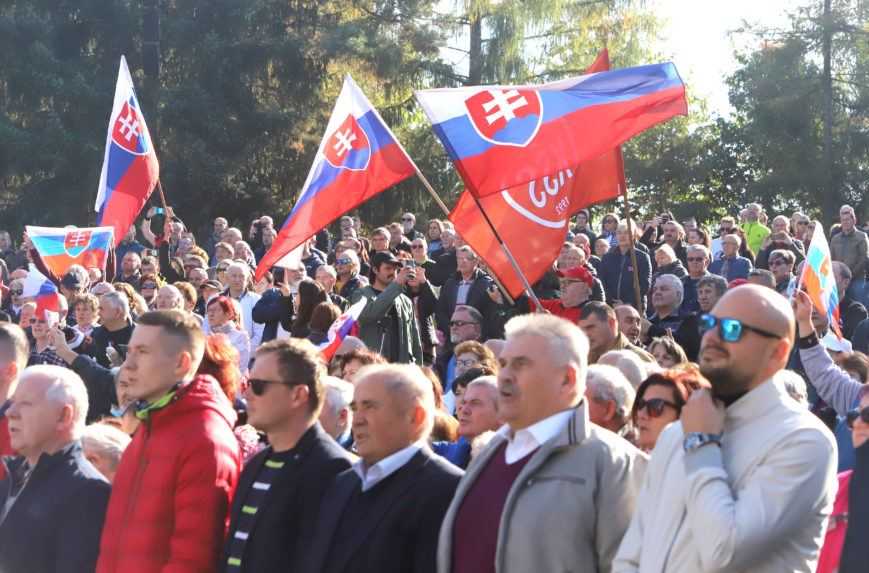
[699, 314, 782, 343]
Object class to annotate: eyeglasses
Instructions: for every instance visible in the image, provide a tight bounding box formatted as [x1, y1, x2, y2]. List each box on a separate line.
[797, 221, 808, 226]
[217, 266, 229, 272]
[411, 244, 425, 250]
[335, 258, 352, 265]
[768, 259, 787, 267]
[699, 314, 782, 343]
[401, 217, 414, 222]
[846, 406, 869, 429]
[28, 318, 47, 325]
[9, 289, 22, 296]
[141, 283, 158, 289]
[247, 378, 300, 396]
[686, 257, 706, 263]
[450, 320, 478, 328]
[635, 397, 679, 418]
[456, 358, 479, 369]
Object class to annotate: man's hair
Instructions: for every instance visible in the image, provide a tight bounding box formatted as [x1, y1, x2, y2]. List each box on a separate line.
[598, 350, 649, 389]
[504, 313, 589, 383]
[697, 274, 728, 297]
[82, 422, 132, 473]
[226, 261, 251, 278]
[769, 249, 795, 266]
[354, 363, 436, 440]
[136, 310, 206, 373]
[255, 338, 325, 414]
[452, 304, 483, 325]
[686, 244, 710, 258]
[316, 264, 337, 279]
[654, 274, 684, 307]
[322, 376, 354, 418]
[25, 365, 89, 439]
[579, 301, 615, 323]
[722, 233, 742, 248]
[720, 216, 735, 225]
[158, 285, 185, 309]
[101, 291, 131, 319]
[840, 351, 869, 383]
[173, 282, 198, 307]
[832, 261, 852, 282]
[371, 227, 391, 240]
[455, 245, 478, 260]
[72, 293, 100, 313]
[586, 364, 636, 424]
[748, 268, 776, 288]
[655, 244, 677, 262]
[214, 242, 235, 256]
[0, 323, 30, 373]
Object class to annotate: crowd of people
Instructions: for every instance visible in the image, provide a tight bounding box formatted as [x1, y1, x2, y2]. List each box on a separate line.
[0, 200, 867, 572]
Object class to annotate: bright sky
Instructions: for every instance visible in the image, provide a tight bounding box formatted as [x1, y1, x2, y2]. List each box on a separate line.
[652, 0, 802, 116]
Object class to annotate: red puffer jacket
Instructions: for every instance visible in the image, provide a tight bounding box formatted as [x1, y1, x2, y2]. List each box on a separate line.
[97, 375, 241, 573]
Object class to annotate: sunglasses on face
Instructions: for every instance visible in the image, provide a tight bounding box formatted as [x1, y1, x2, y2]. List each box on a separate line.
[217, 266, 229, 272]
[9, 289, 22, 296]
[699, 314, 782, 343]
[335, 258, 352, 265]
[247, 378, 299, 396]
[450, 320, 478, 328]
[686, 257, 706, 263]
[846, 406, 869, 429]
[401, 217, 413, 222]
[635, 397, 678, 418]
[411, 244, 425, 250]
[141, 283, 158, 289]
[768, 259, 787, 267]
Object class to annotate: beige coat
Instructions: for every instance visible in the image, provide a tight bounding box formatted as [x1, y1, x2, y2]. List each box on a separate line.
[437, 403, 647, 573]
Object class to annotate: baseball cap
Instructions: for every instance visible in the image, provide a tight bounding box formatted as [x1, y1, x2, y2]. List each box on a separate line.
[371, 251, 401, 268]
[557, 266, 593, 287]
[821, 332, 852, 354]
[61, 272, 87, 290]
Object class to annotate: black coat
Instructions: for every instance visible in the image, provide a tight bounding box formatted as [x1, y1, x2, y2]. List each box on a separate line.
[435, 268, 505, 340]
[220, 423, 352, 573]
[302, 448, 462, 573]
[840, 443, 869, 573]
[71, 354, 118, 423]
[252, 288, 293, 343]
[0, 442, 110, 573]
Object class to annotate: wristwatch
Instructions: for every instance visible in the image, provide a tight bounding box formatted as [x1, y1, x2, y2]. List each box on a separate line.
[683, 432, 723, 452]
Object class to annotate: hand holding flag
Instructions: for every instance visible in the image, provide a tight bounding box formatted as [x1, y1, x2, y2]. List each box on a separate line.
[797, 224, 842, 338]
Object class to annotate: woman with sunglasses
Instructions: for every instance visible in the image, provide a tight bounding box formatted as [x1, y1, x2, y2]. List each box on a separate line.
[137, 273, 163, 310]
[206, 296, 251, 374]
[630, 367, 711, 452]
[599, 213, 620, 248]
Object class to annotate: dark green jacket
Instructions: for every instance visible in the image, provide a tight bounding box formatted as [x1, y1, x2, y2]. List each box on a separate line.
[351, 282, 422, 364]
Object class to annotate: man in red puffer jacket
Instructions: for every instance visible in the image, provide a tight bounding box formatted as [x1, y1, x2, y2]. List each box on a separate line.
[97, 310, 241, 573]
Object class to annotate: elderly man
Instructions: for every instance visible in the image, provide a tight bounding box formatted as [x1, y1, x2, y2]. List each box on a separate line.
[440, 375, 502, 468]
[709, 234, 753, 282]
[91, 291, 135, 368]
[768, 249, 796, 295]
[320, 376, 355, 450]
[155, 284, 185, 312]
[438, 305, 484, 409]
[645, 274, 685, 341]
[0, 366, 111, 573]
[755, 218, 805, 270]
[0, 324, 29, 476]
[438, 314, 646, 573]
[615, 284, 837, 572]
[436, 246, 504, 340]
[833, 261, 869, 340]
[614, 304, 643, 346]
[81, 423, 131, 483]
[402, 212, 424, 242]
[579, 302, 654, 365]
[222, 339, 352, 573]
[740, 202, 771, 255]
[305, 363, 463, 573]
[680, 244, 711, 314]
[831, 204, 868, 306]
[97, 311, 241, 573]
[674, 274, 729, 362]
[586, 364, 636, 440]
[539, 266, 595, 321]
[224, 261, 264, 348]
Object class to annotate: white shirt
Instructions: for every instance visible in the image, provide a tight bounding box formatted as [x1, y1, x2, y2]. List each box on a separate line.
[353, 441, 424, 492]
[499, 409, 574, 464]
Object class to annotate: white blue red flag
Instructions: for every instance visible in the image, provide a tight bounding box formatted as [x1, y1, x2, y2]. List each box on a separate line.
[317, 298, 367, 361]
[94, 55, 159, 247]
[255, 75, 417, 279]
[415, 63, 686, 197]
[26, 226, 114, 278]
[21, 265, 62, 324]
[798, 225, 842, 338]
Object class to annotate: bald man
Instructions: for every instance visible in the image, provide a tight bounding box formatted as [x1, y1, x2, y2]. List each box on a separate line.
[615, 285, 837, 573]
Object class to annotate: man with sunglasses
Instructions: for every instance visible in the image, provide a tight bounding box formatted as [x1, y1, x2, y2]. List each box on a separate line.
[679, 245, 712, 315]
[222, 339, 352, 573]
[401, 212, 424, 242]
[616, 284, 837, 572]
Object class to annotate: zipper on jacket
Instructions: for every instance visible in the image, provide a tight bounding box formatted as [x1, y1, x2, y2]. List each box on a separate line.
[113, 419, 152, 571]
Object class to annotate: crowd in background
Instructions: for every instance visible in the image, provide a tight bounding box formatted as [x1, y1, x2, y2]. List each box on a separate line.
[0, 199, 866, 573]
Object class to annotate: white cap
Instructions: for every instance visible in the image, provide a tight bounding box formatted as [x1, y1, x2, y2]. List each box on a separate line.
[821, 331, 852, 354]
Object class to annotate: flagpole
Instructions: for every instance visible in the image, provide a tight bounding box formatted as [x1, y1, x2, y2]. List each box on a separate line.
[617, 151, 643, 313]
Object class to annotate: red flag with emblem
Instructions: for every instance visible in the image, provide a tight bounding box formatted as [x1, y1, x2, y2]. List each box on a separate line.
[449, 51, 624, 299]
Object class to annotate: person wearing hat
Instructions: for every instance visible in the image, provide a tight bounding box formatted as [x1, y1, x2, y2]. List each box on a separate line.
[349, 251, 422, 364]
[539, 266, 595, 323]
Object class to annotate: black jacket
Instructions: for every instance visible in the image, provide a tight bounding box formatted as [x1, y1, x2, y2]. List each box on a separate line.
[71, 354, 118, 423]
[302, 448, 462, 573]
[0, 442, 110, 573]
[252, 288, 293, 343]
[221, 423, 352, 573]
[435, 268, 505, 340]
[839, 296, 868, 340]
[91, 321, 134, 368]
[840, 443, 869, 573]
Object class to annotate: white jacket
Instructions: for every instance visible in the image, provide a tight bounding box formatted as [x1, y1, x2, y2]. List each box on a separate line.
[614, 378, 837, 573]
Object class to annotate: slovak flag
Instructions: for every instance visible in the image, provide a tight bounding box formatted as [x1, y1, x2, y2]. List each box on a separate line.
[26, 226, 114, 278]
[94, 55, 159, 247]
[255, 75, 417, 279]
[415, 62, 686, 197]
[317, 298, 367, 361]
[21, 265, 62, 324]
[798, 224, 842, 338]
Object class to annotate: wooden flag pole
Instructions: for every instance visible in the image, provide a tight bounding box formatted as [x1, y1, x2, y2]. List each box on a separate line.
[410, 170, 521, 307]
[620, 184, 644, 313]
